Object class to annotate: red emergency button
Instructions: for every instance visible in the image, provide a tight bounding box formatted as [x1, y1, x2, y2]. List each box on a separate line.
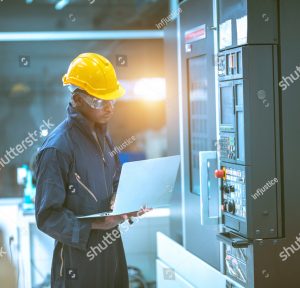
[215, 168, 226, 179]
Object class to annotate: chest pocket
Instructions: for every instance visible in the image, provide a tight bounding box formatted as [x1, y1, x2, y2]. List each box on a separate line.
[64, 145, 99, 215]
[74, 172, 98, 202]
[64, 131, 116, 214]
[65, 171, 99, 215]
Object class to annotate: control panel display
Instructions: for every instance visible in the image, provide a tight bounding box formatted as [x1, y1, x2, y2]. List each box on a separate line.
[219, 133, 235, 161]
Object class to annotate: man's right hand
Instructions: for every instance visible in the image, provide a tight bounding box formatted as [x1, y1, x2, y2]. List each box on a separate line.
[91, 214, 128, 230]
[91, 207, 152, 230]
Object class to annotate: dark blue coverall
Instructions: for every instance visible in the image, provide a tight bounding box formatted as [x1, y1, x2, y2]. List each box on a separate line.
[35, 104, 129, 288]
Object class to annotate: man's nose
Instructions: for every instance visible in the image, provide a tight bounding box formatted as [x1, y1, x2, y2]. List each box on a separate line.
[103, 101, 114, 111]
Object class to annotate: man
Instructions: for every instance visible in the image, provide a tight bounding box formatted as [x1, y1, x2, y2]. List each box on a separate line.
[35, 53, 148, 288]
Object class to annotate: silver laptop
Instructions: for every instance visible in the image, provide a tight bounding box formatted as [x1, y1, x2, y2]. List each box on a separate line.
[77, 155, 180, 219]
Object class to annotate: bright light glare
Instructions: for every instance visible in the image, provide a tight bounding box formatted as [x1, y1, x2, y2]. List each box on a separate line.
[133, 78, 166, 101]
[0, 31, 163, 42]
[55, 0, 70, 10]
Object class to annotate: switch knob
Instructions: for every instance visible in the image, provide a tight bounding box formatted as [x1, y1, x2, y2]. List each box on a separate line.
[227, 200, 235, 214]
[223, 200, 235, 214]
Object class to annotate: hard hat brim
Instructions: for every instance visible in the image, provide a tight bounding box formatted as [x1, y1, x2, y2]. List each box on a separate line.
[63, 75, 126, 100]
[94, 84, 126, 100]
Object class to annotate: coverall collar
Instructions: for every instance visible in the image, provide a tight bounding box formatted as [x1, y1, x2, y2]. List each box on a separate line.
[66, 103, 108, 136]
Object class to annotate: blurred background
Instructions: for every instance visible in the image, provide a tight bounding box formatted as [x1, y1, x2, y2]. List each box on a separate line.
[0, 0, 179, 287]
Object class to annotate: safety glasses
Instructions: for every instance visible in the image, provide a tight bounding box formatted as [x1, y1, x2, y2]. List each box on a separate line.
[76, 90, 116, 109]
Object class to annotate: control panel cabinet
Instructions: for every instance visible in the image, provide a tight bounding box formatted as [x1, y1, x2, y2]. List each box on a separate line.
[216, 45, 282, 239]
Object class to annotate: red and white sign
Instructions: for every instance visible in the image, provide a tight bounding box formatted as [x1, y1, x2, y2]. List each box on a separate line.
[185, 24, 206, 43]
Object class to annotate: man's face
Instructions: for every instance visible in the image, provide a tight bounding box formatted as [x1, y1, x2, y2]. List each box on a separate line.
[83, 101, 114, 124]
[73, 93, 115, 124]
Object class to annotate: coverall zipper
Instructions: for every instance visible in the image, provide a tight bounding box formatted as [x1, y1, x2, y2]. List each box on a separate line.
[92, 130, 107, 165]
[74, 172, 98, 202]
[92, 133, 110, 199]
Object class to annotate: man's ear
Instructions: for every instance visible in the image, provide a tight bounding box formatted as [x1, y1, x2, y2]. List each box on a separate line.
[72, 93, 83, 107]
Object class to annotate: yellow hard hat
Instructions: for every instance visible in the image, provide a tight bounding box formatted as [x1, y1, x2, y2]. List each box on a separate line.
[62, 53, 125, 100]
